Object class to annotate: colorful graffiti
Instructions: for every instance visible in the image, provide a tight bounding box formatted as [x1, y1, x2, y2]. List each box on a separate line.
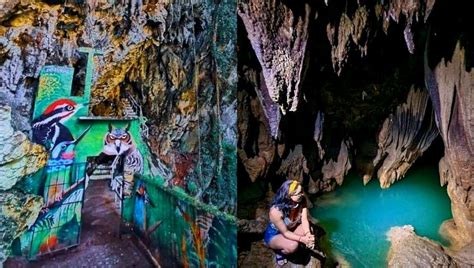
[90, 123, 144, 197]
[11, 48, 236, 265]
[15, 164, 85, 259]
[122, 177, 237, 267]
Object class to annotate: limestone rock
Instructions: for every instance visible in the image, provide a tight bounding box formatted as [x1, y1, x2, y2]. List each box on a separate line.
[382, 0, 425, 54]
[0, 190, 43, 264]
[328, 7, 369, 75]
[277, 145, 309, 183]
[425, 42, 474, 248]
[320, 138, 352, 191]
[0, 105, 45, 264]
[0, 0, 20, 22]
[372, 87, 438, 188]
[0, 105, 47, 191]
[387, 225, 455, 267]
[238, 0, 311, 113]
[447, 241, 474, 267]
[238, 68, 276, 183]
[313, 112, 325, 161]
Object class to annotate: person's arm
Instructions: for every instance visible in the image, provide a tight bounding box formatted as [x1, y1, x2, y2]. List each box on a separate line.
[270, 207, 310, 244]
[301, 207, 311, 235]
[301, 207, 315, 247]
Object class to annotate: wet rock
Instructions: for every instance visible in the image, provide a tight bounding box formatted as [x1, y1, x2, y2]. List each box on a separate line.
[371, 87, 438, 188]
[387, 225, 455, 267]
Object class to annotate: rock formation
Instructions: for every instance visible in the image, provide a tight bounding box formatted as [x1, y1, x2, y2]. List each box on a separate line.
[238, 0, 471, 265]
[320, 138, 352, 191]
[237, 0, 442, 193]
[238, 0, 311, 114]
[0, 105, 47, 190]
[0, 105, 45, 263]
[238, 68, 276, 183]
[386, 225, 456, 267]
[370, 87, 439, 187]
[425, 42, 474, 249]
[277, 145, 309, 183]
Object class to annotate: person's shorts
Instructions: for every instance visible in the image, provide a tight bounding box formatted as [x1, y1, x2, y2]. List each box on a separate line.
[263, 224, 279, 245]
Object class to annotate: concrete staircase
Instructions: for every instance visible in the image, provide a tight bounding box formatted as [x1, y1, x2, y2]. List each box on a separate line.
[89, 164, 113, 181]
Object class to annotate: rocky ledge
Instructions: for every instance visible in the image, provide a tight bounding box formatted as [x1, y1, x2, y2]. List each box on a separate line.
[386, 225, 474, 267]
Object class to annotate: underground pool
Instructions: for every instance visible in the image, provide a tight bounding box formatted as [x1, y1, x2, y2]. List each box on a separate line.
[311, 166, 452, 267]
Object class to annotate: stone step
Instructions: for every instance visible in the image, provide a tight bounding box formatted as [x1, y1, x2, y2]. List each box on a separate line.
[92, 170, 112, 176]
[95, 166, 112, 171]
[96, 164, 112, 169]
[89, 174, 112, 180]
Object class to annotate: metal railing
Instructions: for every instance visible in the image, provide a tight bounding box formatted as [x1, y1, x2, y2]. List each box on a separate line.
[25, 162, 87, 260]
[120, 174, 237, 267]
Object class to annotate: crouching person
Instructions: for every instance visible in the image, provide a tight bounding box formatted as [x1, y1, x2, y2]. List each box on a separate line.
[264, 180, 316, 265]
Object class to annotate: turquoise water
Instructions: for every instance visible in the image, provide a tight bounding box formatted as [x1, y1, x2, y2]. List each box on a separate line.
[311, 166, 452, 268]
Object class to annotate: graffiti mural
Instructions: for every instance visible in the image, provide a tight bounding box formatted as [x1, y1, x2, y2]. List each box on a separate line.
[122, 178, 237, 267]
[16, 164, 86, 259]
[13, 65, 92, 259]
[11, 46, 236, 265]
[89, 123, 144, 197]
[32, 99, 88, 151]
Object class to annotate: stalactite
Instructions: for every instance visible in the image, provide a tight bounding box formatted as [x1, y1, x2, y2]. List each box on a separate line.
[425, 42, 474, 249]
[321, 138, 352, 190]
[372, 87, 439, 188]
[238, 0, 311, 113]
[382, 0, 423, 54]
[313, 111, 325, 160]
[329, 6, 369, 75]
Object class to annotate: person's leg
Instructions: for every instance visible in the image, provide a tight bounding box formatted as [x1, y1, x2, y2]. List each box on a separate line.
[268, 234, 299, 254]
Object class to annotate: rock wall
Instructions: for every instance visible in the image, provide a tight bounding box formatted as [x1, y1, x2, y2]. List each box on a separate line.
[0, 105, 45, 263]
[425, 42, 474, 248]
[370, 87, 438, 187]
[237, 0, 471, 263]
[0, 0, 236, 213]
[386, 225, 456, 267]
[237, 0, 437, 195]
[238, 0, 311, 115]
[0, 106, 48, 190]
